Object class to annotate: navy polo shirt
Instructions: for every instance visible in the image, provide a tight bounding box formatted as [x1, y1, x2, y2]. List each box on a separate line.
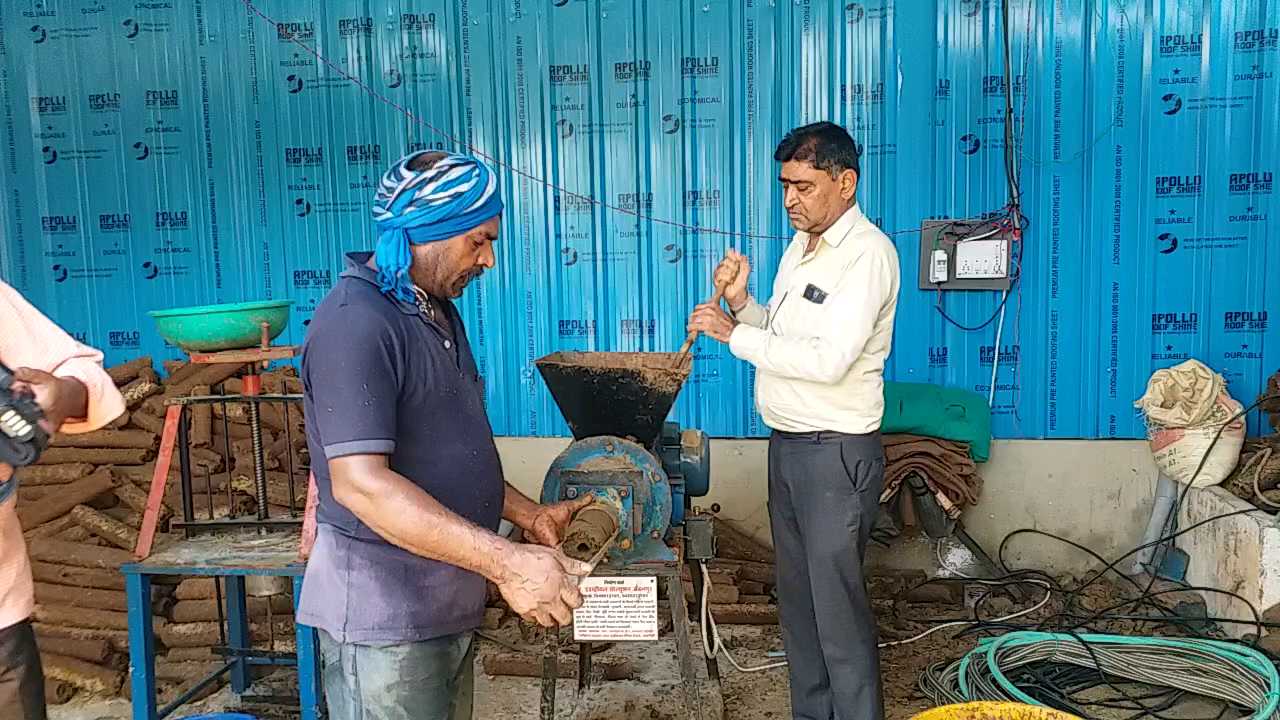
[296, 251, 505, 644]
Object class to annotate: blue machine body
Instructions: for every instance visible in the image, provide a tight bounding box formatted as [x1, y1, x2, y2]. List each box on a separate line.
[541, 422, 710, 567]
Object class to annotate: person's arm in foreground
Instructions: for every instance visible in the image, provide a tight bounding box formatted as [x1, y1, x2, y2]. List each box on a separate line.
[330, 455, 591, 627]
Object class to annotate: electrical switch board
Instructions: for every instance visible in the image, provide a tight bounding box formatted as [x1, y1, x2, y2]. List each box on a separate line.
[917, 219, 1013, 291]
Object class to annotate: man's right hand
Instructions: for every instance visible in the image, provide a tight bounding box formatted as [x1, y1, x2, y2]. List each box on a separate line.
[715, 249, 751, 312]
[494, 543, 593, 628]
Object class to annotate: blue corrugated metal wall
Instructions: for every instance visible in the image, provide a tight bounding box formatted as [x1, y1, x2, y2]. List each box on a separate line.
[0, 0, 1276, 439]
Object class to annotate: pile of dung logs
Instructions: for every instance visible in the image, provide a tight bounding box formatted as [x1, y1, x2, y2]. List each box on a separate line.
[14, 356, 308, 705]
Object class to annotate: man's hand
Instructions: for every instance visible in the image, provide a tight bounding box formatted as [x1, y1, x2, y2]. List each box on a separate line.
[11, 367, 87, 432]
[687, 303, 738, 344]
[495, 544, 593, 627]
[714, 249, 751, 312]
[526, 495, 595, 547]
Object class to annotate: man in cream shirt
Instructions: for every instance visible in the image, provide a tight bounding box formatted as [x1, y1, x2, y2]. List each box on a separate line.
[687, 121, 899, 720]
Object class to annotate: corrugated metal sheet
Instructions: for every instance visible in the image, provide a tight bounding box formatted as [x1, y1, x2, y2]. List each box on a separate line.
[0, 0, 1275, 439]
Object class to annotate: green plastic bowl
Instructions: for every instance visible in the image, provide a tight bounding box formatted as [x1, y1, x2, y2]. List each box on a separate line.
[148, 300, 294, 353]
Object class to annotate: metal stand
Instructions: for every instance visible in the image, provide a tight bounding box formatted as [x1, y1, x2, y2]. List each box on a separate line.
[541, 530, 718, 720]
[121, 533, 321, 720]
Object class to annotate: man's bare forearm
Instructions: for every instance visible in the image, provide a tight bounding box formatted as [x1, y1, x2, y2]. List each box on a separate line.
[331, 457, 513, 582]
[502, 483, 540, 531]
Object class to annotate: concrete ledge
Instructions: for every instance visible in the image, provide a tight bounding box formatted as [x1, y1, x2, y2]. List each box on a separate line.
[1178, 485, 1280, 637]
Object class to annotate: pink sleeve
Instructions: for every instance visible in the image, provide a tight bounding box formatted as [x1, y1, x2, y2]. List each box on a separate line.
[0, 282, 126, 434]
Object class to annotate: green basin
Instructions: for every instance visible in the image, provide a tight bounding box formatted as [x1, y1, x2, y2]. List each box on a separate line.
[148, 300, 295, 352]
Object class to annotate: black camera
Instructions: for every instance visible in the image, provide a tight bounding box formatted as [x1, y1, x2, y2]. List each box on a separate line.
[0, 361, 48, 470]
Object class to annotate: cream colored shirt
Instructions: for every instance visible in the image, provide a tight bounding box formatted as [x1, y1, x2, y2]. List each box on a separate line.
[728, 203, 900, 435]
[0, 281, 125, 630]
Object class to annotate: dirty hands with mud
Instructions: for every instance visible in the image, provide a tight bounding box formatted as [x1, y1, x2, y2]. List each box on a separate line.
[495, 543, 593, 628]
[525, 494, 596, 547]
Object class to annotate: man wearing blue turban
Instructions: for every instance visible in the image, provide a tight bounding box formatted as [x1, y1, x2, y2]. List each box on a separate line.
[298, 150, 593, 719]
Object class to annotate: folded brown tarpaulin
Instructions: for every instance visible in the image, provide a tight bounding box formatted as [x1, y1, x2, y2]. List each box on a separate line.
[880, 433, 982, 518]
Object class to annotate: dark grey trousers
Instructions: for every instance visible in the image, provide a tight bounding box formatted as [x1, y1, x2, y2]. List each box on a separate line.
[0, 620, 46, 720]
[769, 430, 885, 720]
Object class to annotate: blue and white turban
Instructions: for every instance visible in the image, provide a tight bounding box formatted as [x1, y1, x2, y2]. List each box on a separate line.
[371, 151, 503, 303]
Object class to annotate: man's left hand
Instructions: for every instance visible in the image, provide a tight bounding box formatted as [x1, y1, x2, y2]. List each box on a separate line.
[526, 494, 595, 547]
[687, 303, 738, 344]
[11, 367, 87, 431]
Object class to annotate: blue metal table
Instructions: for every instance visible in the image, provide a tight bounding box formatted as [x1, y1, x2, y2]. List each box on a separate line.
[121, 532, 320, 720]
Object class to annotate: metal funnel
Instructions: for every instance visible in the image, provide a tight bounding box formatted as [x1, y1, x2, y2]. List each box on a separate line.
[535, 352, 690, 447]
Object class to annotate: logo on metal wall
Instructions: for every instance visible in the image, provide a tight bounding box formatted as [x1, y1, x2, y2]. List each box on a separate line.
[684, 189, 722, 209]
[30, 96, 67, 116]
[1229, 171, 1273, 195]
[346, 143, 382, 165]
[549, 64, 590, 85]
[1228, 205, 1268, 223]
[982, 74, 1026, 97]
[1234, 64, 1274, 81]
[122, 19, 140, 38]
[556, 119, 575, 139]
[30, 25, 48, 43]
[1157, 232, 1179, 254]
[294, 198, 313, 217]
[928, 346, 949, 368]
[553, 194, 592, 215]
[98, 213, 131, 232]
[142, 260, 160, 279]
[108, 330, 141, 350]
[621, 319, 656, 338]
[617, 192, 653, 212]
[154, 210, 189, 230]
[614, 60, 651, 82]
[133, 141, 150, 160]
[41, 215, 78, 235]
[51, 264, 68, 282]
[841, 82, 885, 104]
[1154, 174, 1202, 197]
[407, 141, 446, 153]
[1151, 312, 1198, 335]
[661, 114, 682, 134]
[558, 320, 595, 338]
[1160, 93, 1183, 115]
[845, 3, 865, 22]
[978, 344, 1019, 366]
[560, 247, 579, 266]
[145, 89, 179, 110]
[1159, 33, 1203, 57]
[400, 12, 437, 34]
[285, 146, 324, 167]
[141, 259, 189, 280]
[384, 68, 404, 88]
[1223, 311, 1268, 333]
[662, 243, 683, 263]
[338, 16, 374, 38]
[1234, 28, 1279, 53]
[87, 92, 121, 112]
[959, 0, 984, 18]
[682, 56, 720, 79]
[292, 269, 332, 289]
[277, 20, 316, 42]
[958, 133, 981, 155]
[286, 75, 305, 94]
